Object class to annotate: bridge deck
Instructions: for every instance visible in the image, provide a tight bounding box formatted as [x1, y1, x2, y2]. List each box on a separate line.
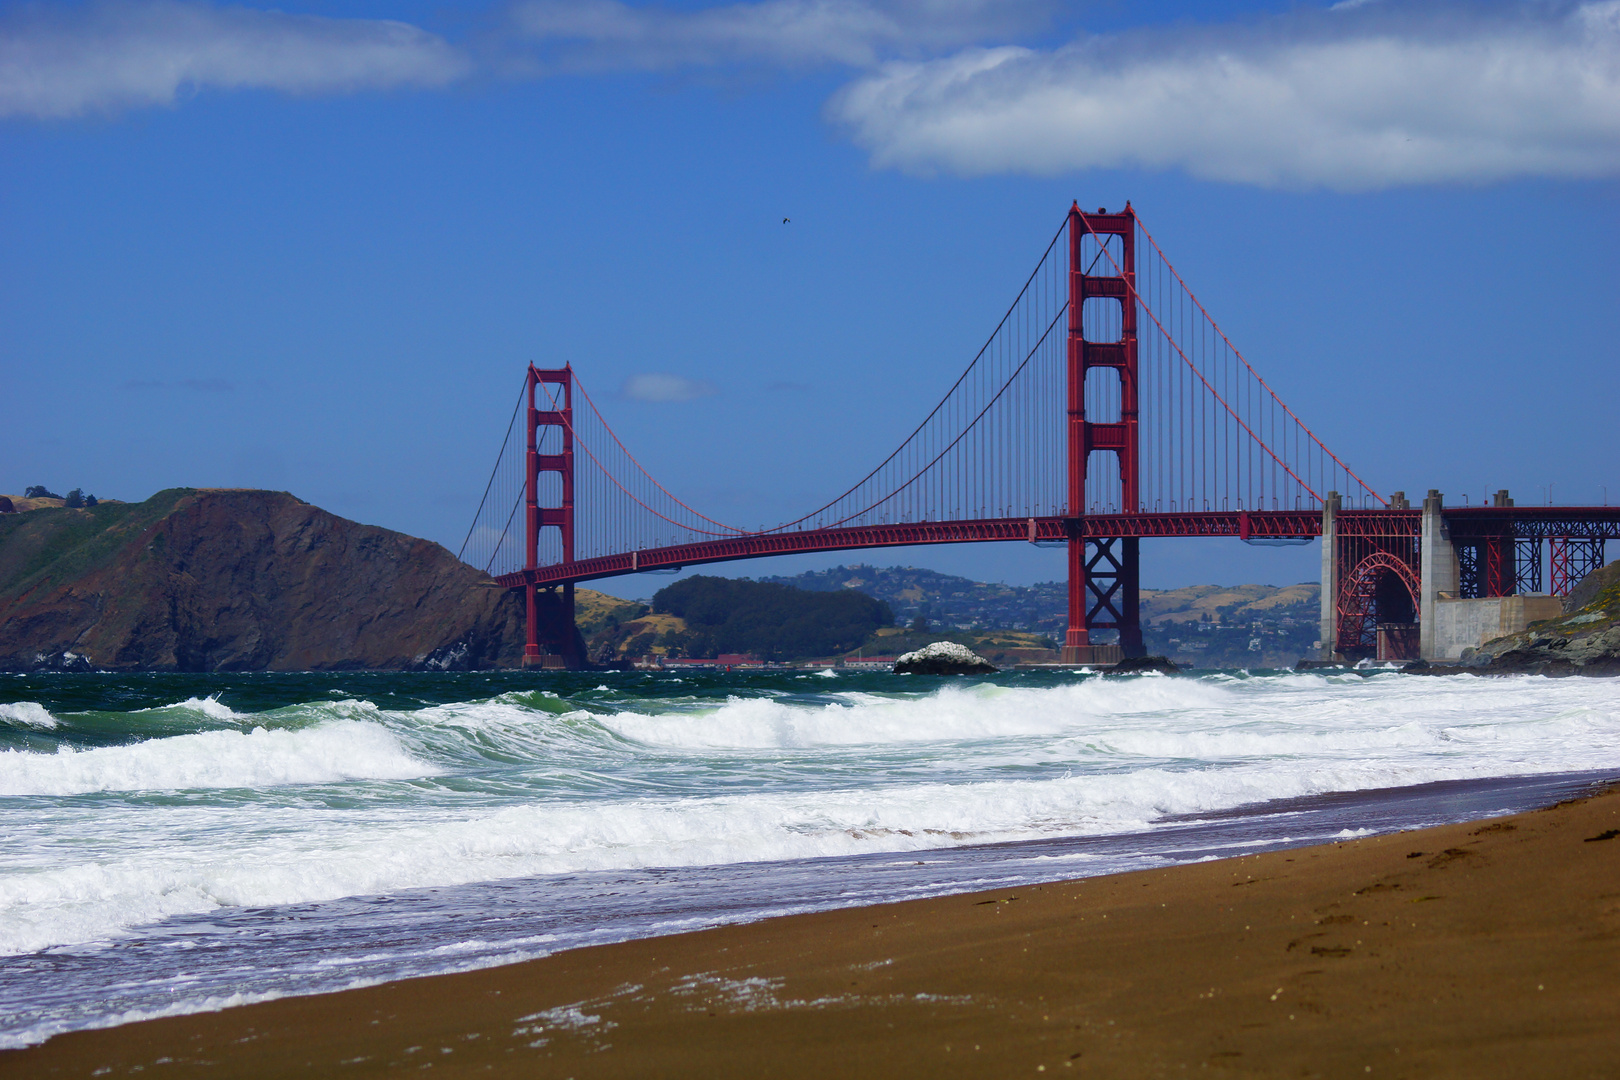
[495, 507, 1620, 589]
[497, 511, 1324, 588]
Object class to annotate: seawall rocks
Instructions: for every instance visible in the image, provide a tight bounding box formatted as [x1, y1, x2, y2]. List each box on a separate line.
[1453, 561, 1620, 676]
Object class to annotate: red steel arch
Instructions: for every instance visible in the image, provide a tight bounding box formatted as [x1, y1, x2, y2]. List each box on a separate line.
[1336, 551, 1421, 655]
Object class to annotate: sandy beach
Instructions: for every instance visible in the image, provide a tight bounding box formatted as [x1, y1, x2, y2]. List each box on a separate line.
[4, 782, 1616, 1079]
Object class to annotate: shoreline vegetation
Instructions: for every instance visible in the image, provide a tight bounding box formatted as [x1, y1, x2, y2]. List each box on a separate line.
[9, 783, 1617, 1078]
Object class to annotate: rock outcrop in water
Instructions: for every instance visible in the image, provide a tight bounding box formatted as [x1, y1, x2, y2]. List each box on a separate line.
[893, 640, 998, 675]
[0, 488, 544, 671]
[1107, 655, 1180, 675]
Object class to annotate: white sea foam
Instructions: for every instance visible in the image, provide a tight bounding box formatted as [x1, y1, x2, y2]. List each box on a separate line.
[1, 742, 1611, 956]
[135, 694, 248, 722]
[0, 702, 57, 729]
[596, 678, 1228, 749]
[0, 990, 293, 1051]
[0, 773, 1135, 954]
[591, 672, 1604, 754]
[0, 672, 1616, 961]
[403, 697, 632, 761]
[0, 720, 432, 797]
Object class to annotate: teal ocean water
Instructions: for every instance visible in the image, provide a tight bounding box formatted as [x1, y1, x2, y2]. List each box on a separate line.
[1, 668, 1617, 1047]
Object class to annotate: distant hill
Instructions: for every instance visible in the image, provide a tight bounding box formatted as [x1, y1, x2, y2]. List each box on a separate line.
[758, 564, 1321, 668]
[0, 488, 594, 671]
[574, 586, 1054, 666]
[651, 576, 893, 661]
[1139, 583, 1320, 667]
[576, 594, 684, 665]
[758, 565, 1066, 637]
[1141, 582, 1319, 625]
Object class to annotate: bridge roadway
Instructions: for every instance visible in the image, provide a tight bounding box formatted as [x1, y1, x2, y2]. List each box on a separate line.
[497, 510, 1323, 589]
[495, 506, 1620, 590]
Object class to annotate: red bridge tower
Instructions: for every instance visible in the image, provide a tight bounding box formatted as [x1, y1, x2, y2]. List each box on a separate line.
[1065, 204, 1144, 663]
[523, 364, 583, 668]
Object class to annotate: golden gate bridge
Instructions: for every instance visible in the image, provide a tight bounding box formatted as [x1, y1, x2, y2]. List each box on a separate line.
[459, 204, 1619, 669]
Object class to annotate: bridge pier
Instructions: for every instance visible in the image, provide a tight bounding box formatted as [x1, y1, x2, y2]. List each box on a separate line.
[1061, 534, 1143, 664]
[1419, 490, 1459, 661]
[1062, 537, 1089, 661]
[1118, 538, 1144, 658]
[522, 582, 586, 669]
[1319, 492, 1339, 660]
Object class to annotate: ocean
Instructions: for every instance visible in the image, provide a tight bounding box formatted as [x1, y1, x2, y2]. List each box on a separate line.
[1, 667, 1616, 1049]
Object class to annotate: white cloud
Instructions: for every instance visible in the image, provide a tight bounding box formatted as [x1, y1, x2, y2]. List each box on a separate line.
[510, 0, 1052, 71]
[0, 1, 469, 119]
[829, 1, 1620, 190]
[620, 372, 718, 401]
[16, 0, 1616, 193]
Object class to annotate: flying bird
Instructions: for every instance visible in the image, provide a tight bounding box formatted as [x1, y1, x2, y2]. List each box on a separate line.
[782, 217, 790, 224]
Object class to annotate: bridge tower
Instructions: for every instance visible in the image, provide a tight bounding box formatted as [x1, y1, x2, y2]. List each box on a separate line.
[1064, 204, 1145, 663]
[524, 364, 582, 668]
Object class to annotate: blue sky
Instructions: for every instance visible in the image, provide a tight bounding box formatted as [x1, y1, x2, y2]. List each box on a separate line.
[4, 0, 1618, 598]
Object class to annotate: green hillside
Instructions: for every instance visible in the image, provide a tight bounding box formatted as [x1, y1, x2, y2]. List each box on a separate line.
[652, 576, 893, 661]
[0, 488, 194, 610]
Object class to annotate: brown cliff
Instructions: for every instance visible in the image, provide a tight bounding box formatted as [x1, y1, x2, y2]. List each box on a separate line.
[0, 488, 549, 671]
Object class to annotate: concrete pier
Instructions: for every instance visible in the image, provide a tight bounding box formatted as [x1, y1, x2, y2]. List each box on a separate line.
[1418, 490, 1459, 661]
[1427, 595, 1564, 661]
[1319, 491, 1339, 660]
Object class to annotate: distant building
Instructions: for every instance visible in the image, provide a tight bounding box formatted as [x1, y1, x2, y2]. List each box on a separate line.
[657, 654, 767, 670]
[842, 656, 899, 670]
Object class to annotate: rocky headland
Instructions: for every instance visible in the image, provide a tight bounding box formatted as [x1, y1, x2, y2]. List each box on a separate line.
[0, 488, 553, 671]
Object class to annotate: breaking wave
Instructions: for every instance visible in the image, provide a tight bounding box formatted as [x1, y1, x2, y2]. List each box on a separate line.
[0, 669, 1615, 958]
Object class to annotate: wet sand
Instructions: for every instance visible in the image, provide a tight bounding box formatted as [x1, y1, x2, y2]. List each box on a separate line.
[7, 785, 1619, 1079]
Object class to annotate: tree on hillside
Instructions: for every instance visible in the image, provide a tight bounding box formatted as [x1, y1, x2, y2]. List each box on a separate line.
[653, 576, 893, 660]
[24, 486, 63, 500]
